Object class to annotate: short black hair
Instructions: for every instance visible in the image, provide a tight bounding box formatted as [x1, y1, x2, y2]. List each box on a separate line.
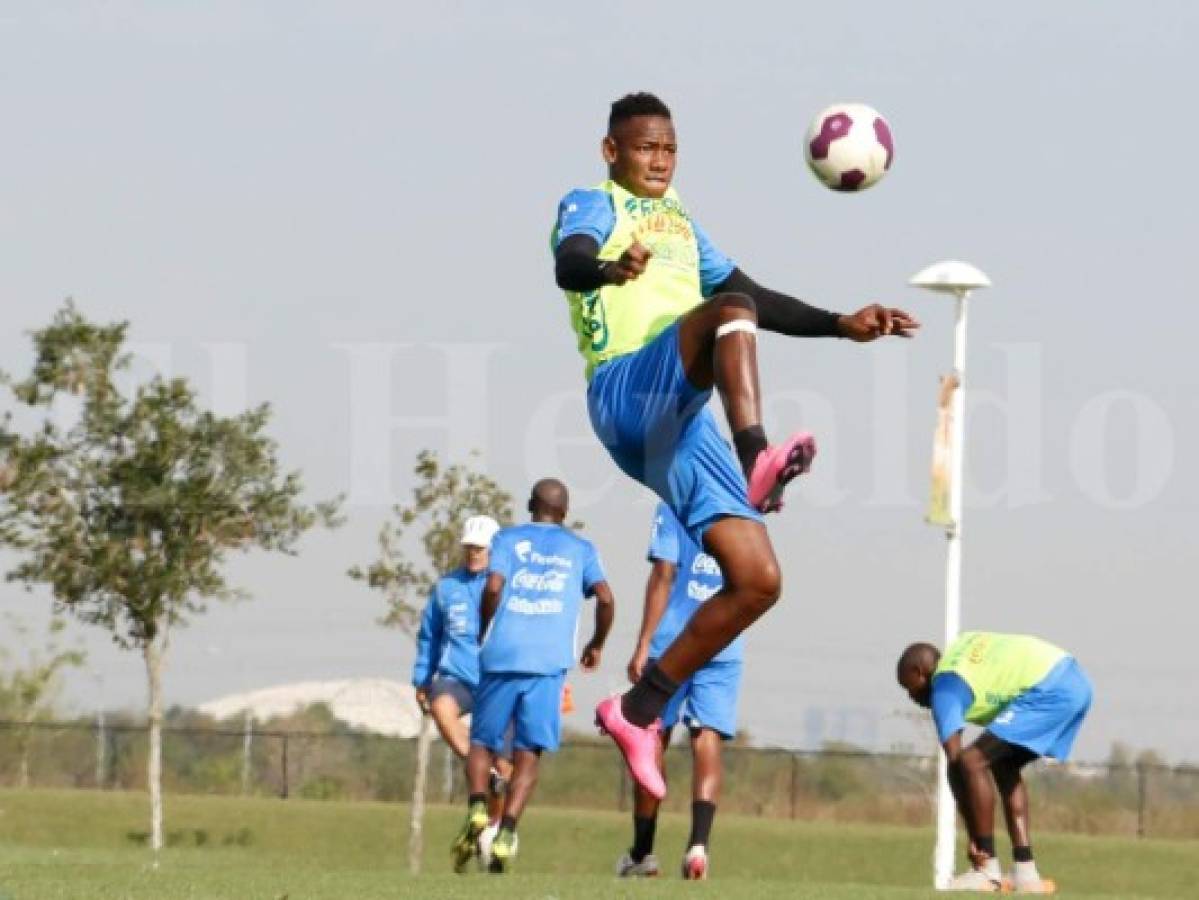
[608, 92, 672, 133]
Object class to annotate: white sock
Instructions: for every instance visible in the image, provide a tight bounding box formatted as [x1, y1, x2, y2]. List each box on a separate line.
[1014, 859, 1041, 882]
[981, 857, 1003, 880]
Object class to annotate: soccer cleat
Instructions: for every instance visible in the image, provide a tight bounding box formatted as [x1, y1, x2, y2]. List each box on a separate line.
[746, 432, 817, 513]
[616, 852, 661, 878]
[450, 801, 489, 873]
[1008, 875, 1057, 894]
[681, 845, 709, 880]
[488, 827, 518, 873]
[944, 868, 1003, 892]
[594, 696, 666, 800]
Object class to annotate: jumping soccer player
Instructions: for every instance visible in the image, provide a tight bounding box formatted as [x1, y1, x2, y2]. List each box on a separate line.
[412, 515, 513, 833]
[451, 479, 614, 873]
[617, 503, 743, 881]
[552, 91, 919, 796]
[897, 632, 1093, 893]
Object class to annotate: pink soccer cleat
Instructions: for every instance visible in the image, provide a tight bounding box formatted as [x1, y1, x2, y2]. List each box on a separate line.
[595, 696, 666, 800]
[747, 432, 817, 513]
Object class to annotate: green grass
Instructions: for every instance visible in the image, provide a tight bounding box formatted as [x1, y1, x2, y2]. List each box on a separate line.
[0, 789, 1194, 899]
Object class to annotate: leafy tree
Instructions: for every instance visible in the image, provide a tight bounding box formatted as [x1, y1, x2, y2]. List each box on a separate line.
[0, 302, 340, 851]
[349, 449, 512, 872]
[0, 615, 85, 787]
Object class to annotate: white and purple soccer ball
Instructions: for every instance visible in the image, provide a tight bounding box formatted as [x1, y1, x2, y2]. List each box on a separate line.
[803, 103, 894, 192]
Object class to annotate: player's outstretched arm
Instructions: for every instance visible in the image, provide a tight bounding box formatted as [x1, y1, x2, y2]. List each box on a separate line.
[580, 580, 615, 671]
[714, 268, 919, 341]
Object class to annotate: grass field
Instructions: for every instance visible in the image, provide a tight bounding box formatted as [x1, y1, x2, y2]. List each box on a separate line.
[0, 789, 1195, 899]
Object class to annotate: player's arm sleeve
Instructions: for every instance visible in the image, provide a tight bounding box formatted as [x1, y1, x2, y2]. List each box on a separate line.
[930, 672, 974, 744]
[646, 504, 681, 565]
[411, 589, 442, 687]
[713, 267, 843, 338]
[553, 189, 617, 292]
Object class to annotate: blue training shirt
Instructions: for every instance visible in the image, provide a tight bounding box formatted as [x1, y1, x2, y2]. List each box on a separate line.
[554, 188, 736, 296]
[411, 567, 487, 689]
[930, 672, 976, 743]
[481, 522, 606, 676]
[647, 503, 743, 664]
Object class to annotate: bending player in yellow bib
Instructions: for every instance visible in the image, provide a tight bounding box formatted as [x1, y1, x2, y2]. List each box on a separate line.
[552, 92, 920, 799]
[897, 633, 1093, 893]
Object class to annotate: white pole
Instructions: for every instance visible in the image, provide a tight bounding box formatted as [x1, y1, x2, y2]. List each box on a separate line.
[933, 290, 970, 888]
[242, 711, 254, 796]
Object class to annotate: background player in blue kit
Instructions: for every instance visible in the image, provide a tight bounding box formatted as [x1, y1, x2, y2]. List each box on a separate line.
[412, 515, 500, 761]
[411, 514, 513, 843]
[451, 479, 615, 873]
[617, 503, 743, 881]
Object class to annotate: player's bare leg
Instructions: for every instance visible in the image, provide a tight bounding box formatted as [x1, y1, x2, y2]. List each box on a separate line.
[487, 749, 539, 871]
[656, 518, 780, 682]
[682, 727, 722, 880]
[452, 743, 495, 872]
[678, 295, 815, 512]
[944, 746, 1004, 890]
[994, 759, 1055, 893]
[598, 518, 778, 799]
[429, 694, 470, 759]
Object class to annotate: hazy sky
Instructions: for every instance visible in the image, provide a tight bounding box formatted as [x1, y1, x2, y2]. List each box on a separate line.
[2, 2, 1196, 761]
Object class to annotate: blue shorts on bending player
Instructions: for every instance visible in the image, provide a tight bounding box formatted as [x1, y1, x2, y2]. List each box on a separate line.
[587, 323, 762, 546]
[932, 657, 1093, 761]
[658, 658, 743, 740]
[470, 671, 567, 754]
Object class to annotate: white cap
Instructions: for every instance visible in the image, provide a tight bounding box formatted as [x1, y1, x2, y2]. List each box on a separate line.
[460, 515, 500, 548]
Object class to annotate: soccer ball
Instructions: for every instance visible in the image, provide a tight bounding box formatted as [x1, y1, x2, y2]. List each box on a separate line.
[804, 103, 894, 192]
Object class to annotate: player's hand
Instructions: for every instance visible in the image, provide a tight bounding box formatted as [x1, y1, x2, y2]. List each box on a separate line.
[414, 687, 430, 714]
[580, 640, 603, 671]
[967, 840, 990, 870]
[627, 645, 649, 683]
[837, 304, 920, 342]
[602, 242, 652, 285]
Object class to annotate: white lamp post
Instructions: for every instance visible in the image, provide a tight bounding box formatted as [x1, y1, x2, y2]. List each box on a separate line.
[910, 260, 991, 890]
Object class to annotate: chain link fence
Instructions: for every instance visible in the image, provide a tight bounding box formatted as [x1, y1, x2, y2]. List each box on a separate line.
[1, 719, 1196, 839]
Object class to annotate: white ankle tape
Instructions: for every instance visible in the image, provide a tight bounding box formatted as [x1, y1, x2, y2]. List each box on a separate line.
[715, 319, 757, 339]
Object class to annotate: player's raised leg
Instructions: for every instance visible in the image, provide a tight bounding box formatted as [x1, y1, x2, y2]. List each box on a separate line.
[677, 293, 815, 512]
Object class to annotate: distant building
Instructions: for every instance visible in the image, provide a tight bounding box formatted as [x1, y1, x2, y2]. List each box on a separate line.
[199, 678, 422, 738]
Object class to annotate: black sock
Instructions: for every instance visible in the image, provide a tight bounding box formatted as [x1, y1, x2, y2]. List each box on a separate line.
[1013, 845, 1034, 863]
[732, 425, 767, 478]
[499, 814, 517, 834]
[630, 814, 657, 862]
[468, 792, 486, 807]
[621, 663, 680, 727]
[974, 835, 996, 858]
[688, 800, 717, 848]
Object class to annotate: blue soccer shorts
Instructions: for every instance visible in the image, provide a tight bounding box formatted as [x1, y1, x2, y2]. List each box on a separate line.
[470, 670, 566, 754]
[986, 657, 1093, 761]
[587, 322, 762, 545]
[658, 658, 743, 740]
